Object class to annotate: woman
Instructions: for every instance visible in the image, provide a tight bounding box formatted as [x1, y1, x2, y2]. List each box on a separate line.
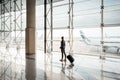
[60, 36, 66, 62]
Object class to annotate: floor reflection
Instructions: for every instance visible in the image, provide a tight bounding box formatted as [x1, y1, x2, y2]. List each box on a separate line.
[26, 55, 36, 80]
[0, 47, 120, 80]
[61, 63, 66, 74]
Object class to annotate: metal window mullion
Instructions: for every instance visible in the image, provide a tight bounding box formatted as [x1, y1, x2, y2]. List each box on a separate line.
[71, 0, 73, 54]
[47, 27, 51, 38]
[10, 0, 12, 44]
[68, 0, 70, 54]
[4, 3, 9, 13]
[0, 4, 2, 42]
[14, 0, 17, 43]
[68, 0, 70, 41]
[50, 0, 53, 52]
[46, 16, 51, 50]
[3, 18, 10, 36]
[15, 2, 20, 11]
[46, 17, 51, 28]
[100, 0, 104, 58]
[3, 3, 6, 42]
[20, 0, 23, 44]
[70, 0, 73, 29]
[44, 0, 47, 53]
[3, 4, 10, 40]
[4, 33, 10, 40]
[1, 4, 4, 42]
[4, 15, 10, 23]
[46, 9, 51, 52]
[15, 1, 22, 44]
[16, 21, 21, 30]
[101, 0, 104, 41]
[4, 23, 9, 30]
[4, 14, 10, 31]
[46, 2, 53, 52]
[47, 7, 51, 15]
[68, 0, 73, 55]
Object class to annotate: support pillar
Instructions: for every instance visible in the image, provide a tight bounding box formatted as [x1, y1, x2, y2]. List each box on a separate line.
[26, 0, 36, 55]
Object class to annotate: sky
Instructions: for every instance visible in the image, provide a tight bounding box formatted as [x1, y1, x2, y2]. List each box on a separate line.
[36, 0, 120, 29]
[35, 0, 120, 39]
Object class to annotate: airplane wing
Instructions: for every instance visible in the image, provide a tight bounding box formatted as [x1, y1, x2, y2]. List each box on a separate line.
[80, 30, 100, 46]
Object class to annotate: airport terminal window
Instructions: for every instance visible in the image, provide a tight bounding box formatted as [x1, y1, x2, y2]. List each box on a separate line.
[102, 0, 120, 57]
[74, 0, 100, 27]
[53, 3, 68, 28]
[104, 0, 120, 24]
[36, 0, 120, 58]
[0, 0, 120, 57]
[102, 27, 120, 55]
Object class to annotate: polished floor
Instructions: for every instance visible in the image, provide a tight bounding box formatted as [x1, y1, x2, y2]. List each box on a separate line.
[0, 47, 120, 80]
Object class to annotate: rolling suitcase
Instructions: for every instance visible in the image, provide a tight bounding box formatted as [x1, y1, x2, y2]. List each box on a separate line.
[67, 55, 74, 63]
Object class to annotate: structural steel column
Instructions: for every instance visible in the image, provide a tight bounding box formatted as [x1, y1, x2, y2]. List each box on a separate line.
[26, 0, 36, 55]
[50, 0, 53, 52]
[44, 0, 47, 53]
[68, 0, 74, 55]
[100, 0, 104, 59]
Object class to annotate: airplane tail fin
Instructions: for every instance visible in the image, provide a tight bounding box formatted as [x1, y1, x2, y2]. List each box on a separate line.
[80, 30, 91, 45]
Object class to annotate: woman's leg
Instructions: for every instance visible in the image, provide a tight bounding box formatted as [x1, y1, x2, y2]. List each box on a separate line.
[63, 49, 66, 61]
[60, 49, 64, 61]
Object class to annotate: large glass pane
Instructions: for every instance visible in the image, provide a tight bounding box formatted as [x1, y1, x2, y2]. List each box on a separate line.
[74, 0, 100, 28]
[103, 0, 120, 58]
[53, 0, 68, 28]
[104, 0, 120, 25]
[73, 28, 101, 55]
[103, 27, 120, 58]
[35, 0, 120, 58]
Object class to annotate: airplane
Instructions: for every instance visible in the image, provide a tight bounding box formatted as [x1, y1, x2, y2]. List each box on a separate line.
[79, 30, 120, 54]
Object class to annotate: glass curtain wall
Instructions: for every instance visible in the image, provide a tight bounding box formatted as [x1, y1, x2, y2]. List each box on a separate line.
[37, 0, 120, 59]
[1, 0, 119, 58]
[103, 0, 120, 58]
[0, 0, 26, 79]
[0, 0, 26, 48]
